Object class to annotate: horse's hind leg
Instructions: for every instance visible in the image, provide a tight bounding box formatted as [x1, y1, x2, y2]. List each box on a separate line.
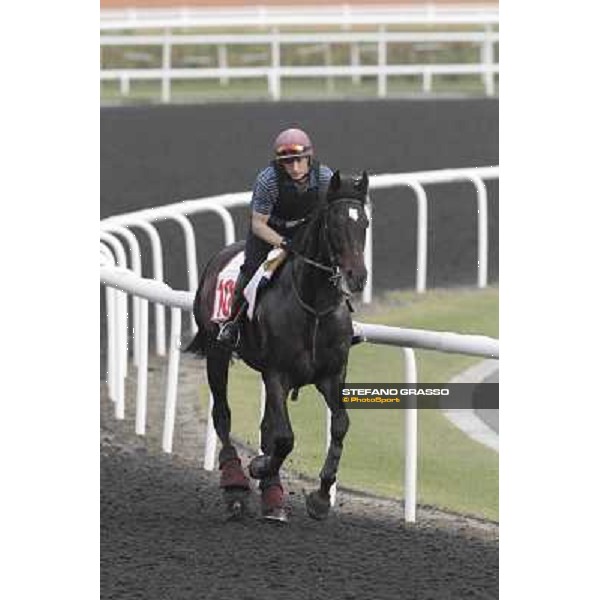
[206, 347, 250, 518]
[306, 373, 350, 520]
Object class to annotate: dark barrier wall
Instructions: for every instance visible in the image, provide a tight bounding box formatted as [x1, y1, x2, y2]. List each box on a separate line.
[101, 99, 498, 294]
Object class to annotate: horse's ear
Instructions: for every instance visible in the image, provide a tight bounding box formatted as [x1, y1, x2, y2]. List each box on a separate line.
[329, 170, 341, 193]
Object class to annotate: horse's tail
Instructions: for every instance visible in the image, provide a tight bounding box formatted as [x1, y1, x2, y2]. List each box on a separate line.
[184, 265, 211, 358]
[184, 326, 207, 357]
[184, 329, 206, 358]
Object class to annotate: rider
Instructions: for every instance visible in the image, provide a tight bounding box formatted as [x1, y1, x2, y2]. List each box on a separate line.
[217, 127, 334, 348]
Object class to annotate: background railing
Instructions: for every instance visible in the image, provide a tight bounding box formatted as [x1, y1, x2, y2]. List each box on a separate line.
[100, 4, 499, 102]
[100, 4, 500, 29]
[101, 165, 500, 347]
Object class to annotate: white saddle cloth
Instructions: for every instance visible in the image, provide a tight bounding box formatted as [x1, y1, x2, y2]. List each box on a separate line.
[211, 248, 284, 323]
[211, 251, 244, 322]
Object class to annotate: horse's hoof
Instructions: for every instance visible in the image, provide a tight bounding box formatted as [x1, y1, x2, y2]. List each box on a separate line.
[261, 484, 288, 523]
[306, 490, 331, 520]
[262, 507, 289, 524]
[249, 455, 271, 479]
[223, 488, 251, 521]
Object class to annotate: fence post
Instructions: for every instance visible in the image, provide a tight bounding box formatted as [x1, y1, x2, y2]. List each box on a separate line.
[120, 74, 130, 96]
[105, 284, 117, 399]
[470, 175, 489, 288]
[168, 214, 199, 335]
[423, 67, 432, 94]
[481, 24, 494, 96]
[162, 307, 181, 452]
[218, 44, 229, 86]
[377, 26, 387, 98]
[269, 27, 281, 100]
[407, 182, 428, 293]
[100, 245, 117, 399]
[403, 348, 418, 523]
[100, 232, 129, 385]
[135, 298, 149, 435]
[107, 225, 143, 366]
[126, 220, 167, 356]
[351, 42, 361, 84]
[162, 29, 171, 103]
[325, 43, 334, 94]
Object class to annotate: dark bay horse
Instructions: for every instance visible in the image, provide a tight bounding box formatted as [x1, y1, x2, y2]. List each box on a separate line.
[186, 171, 369, 521]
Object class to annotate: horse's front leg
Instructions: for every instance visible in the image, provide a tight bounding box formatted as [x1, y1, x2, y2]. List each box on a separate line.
[206, 347, 251, 520]
[248, 371, 292, 521]
[306, 371, 350, 520]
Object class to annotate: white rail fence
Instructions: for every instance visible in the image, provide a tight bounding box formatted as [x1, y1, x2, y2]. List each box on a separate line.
[100, 261, 499, 523]
[100, 5, 499, 101]
[100, 165, 500, 522]
[100, 4, 500, 29]
[101, 166, 499, 352]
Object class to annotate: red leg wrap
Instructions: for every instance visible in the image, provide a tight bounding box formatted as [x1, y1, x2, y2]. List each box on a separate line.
[261, 483, 285, 510]
[219, 458, 250, 489]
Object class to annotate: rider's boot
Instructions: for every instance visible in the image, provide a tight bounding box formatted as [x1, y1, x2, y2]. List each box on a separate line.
[216, 269, 251, 349]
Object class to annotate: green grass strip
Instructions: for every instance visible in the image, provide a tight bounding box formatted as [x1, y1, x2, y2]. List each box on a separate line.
[198, 286, 499, 520]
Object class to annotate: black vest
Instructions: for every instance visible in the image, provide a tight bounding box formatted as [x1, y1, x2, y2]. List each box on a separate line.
[269, 160, 322, 223]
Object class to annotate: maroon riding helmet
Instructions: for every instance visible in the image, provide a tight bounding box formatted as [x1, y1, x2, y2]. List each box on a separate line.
[273, 128, 314, 162]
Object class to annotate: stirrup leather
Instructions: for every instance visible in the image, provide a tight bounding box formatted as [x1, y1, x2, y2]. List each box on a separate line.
[217, 320, 241, 348]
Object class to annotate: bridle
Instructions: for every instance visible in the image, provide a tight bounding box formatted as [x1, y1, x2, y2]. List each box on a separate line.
[288, 194, 367, 362]
[290, 195, 366, 314]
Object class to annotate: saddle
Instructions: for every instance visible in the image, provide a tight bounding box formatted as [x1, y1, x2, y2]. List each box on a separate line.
[211, 248, 287, 323]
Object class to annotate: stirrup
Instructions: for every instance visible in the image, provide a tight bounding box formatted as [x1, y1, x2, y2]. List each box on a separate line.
[216, 321, 240, 349]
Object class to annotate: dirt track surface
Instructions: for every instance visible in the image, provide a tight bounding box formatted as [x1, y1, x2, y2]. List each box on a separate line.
[101, 356, 498, 599]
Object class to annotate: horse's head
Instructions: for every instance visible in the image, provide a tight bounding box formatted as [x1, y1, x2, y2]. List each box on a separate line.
[324, 170, 370, 293]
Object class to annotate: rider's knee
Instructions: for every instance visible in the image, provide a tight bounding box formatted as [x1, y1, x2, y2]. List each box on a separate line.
[239, 263, 252, 278]
[240, 260, 260, 280]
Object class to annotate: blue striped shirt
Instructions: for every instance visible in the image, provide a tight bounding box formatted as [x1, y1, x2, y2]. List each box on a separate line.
[251, 164, 333, 216]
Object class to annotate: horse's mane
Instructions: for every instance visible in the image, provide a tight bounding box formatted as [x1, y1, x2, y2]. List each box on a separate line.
[290, 194, 327, 258]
